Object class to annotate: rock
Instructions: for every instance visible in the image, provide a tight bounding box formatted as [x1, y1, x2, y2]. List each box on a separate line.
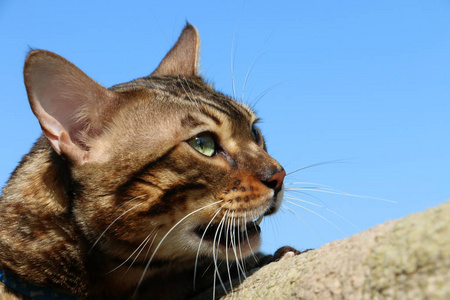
[222, 201, 450, 299]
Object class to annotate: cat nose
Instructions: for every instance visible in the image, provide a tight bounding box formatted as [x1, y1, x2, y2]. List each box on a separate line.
[261, 169, 286, 191]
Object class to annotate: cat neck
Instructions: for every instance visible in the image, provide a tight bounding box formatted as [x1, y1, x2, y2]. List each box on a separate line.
[1, 136, 74, 219]
[0, 136, 89, 296]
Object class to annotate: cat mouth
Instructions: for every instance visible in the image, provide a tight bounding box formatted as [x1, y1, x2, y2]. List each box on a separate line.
[194, 215, 263, 247]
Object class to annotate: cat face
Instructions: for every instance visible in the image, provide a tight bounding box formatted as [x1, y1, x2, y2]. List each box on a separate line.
[24, 25, 285, 267]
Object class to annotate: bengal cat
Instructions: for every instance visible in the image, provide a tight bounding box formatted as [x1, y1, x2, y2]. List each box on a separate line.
[0, 24, 300, 299]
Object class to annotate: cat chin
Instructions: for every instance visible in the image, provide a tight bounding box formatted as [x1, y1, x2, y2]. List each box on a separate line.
[217, 232, 262, 259]
[188, 221, 262, 259]
[194, 232, 262, 260]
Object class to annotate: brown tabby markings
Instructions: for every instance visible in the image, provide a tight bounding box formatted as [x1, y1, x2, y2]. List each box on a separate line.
[0, 24, 289, 299]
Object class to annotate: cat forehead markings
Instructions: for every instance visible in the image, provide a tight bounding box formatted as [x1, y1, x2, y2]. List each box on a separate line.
[113, 76, 257, 129]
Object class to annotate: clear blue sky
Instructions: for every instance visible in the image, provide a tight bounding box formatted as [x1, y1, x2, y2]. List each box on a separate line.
[1, 1, 449, 254]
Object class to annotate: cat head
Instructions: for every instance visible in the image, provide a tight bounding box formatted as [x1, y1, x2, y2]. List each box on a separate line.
[23, 24, 285, 264]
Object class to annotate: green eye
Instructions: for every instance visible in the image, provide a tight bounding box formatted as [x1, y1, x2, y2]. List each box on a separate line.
[251, 125, 260, 143]
[188, 134, 216, 157]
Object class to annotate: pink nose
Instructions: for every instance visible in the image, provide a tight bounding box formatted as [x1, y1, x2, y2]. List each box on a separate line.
[262, 169, 286, 191]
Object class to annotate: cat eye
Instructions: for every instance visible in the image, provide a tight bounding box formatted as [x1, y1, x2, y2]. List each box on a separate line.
[251, 125, 261, 143]
[188, 133, 216, 157]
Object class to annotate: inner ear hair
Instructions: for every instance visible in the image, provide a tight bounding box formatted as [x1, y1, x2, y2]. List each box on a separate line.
[24, 50, 119, 164]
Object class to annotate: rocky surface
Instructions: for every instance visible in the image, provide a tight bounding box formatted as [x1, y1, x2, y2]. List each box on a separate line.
[222, 201, 450, 299]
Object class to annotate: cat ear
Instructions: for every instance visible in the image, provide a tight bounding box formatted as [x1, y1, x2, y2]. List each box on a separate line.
[24, 50, 118, 165]
[151, 23, 200, 77]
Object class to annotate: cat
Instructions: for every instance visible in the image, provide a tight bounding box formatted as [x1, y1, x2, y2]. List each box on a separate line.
[0, 23, 300, 299]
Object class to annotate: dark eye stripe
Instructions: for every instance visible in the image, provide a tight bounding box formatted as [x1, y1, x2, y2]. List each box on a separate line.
[178, 96, 230, 121]
[140, 183, 208, 216]
[115, 146, 176, 196]
[180, 114, 205, 128]
[198, 108, 222, 126]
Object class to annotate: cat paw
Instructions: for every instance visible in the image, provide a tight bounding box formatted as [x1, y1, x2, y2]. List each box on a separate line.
[257, 246, 310, 266]
[273, 245, 307, 261]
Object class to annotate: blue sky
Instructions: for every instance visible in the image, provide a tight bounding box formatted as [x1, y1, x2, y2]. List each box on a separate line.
[1, 1, 449, 254]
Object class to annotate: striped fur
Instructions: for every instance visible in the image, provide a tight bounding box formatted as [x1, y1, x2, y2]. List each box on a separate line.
[0, 24, 287, 299]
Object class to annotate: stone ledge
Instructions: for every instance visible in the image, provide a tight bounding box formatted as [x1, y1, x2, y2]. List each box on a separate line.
[222, 200, 450, 299]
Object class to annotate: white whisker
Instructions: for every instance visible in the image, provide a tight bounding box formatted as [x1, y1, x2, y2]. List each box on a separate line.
[249, 81, 288, 108]
[286, 159, 350, 176]
[179, 78, 202, 113]
[241, 29, 275, 104]
[141, 233, 157, 264]
[240, 55, 260, 103]
[243, 212, 259, 264]
[90, 197, 147, 252]
[212, 212, 228, 298]
[236, 218, 247, 280]
[284, 181, 335, 187]
[230, 213, 245, 283]
[124, 230, 157, 275]
[280, 205, 322, 242]
[135, 200, 223, 296]
[224, 214, 233, 292]
[107, 233, 153, 276]
[193, 206, 223, 290]
[283, 194, 329, 208]
[286, 186, 395, 203]
[284, 194, 360, 231]
[230, 31, 237, 100]
[283, 200, 347, 235]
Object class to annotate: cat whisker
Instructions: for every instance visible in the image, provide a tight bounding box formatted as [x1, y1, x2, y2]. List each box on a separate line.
[217, 212, 229, 293]
[106, 231, 154, 276]
[249, 81, 289, 109]
[285, 185, 395, 203]
[285, 160, 349, 176]
[282, 178, 394, 241]
[239, 216, 249, 281]
[240, 55, 261, 103]
[229, 214, 238, 283]
[284, 194, 359, 231]
[135, 200, 223, 296]
[111, 193, 147, 212]
[284, 181, 336, 187]
[124, 230, 157, 276]
[89, 196, 147, 253]
[224, 213, 233, 292]
[280, 205, 323, 241]
[243, 212, 259, 264]
[229, 215, 239, 286]
[179, 77, 202, 113]
[282, 199, 347, 235]
[283, 193, 330, 208]
[237, 220, 248, 281]
[212, 211, 229, 299]
[230, 31, 237, 100]
[235, 217, 243, 261]
[240, 30, 274, 103]
[193, 205, 224, 290]
[231, 213, 246, 284]
[201, 260, 215, 278]
[142, 233, 157, 264]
